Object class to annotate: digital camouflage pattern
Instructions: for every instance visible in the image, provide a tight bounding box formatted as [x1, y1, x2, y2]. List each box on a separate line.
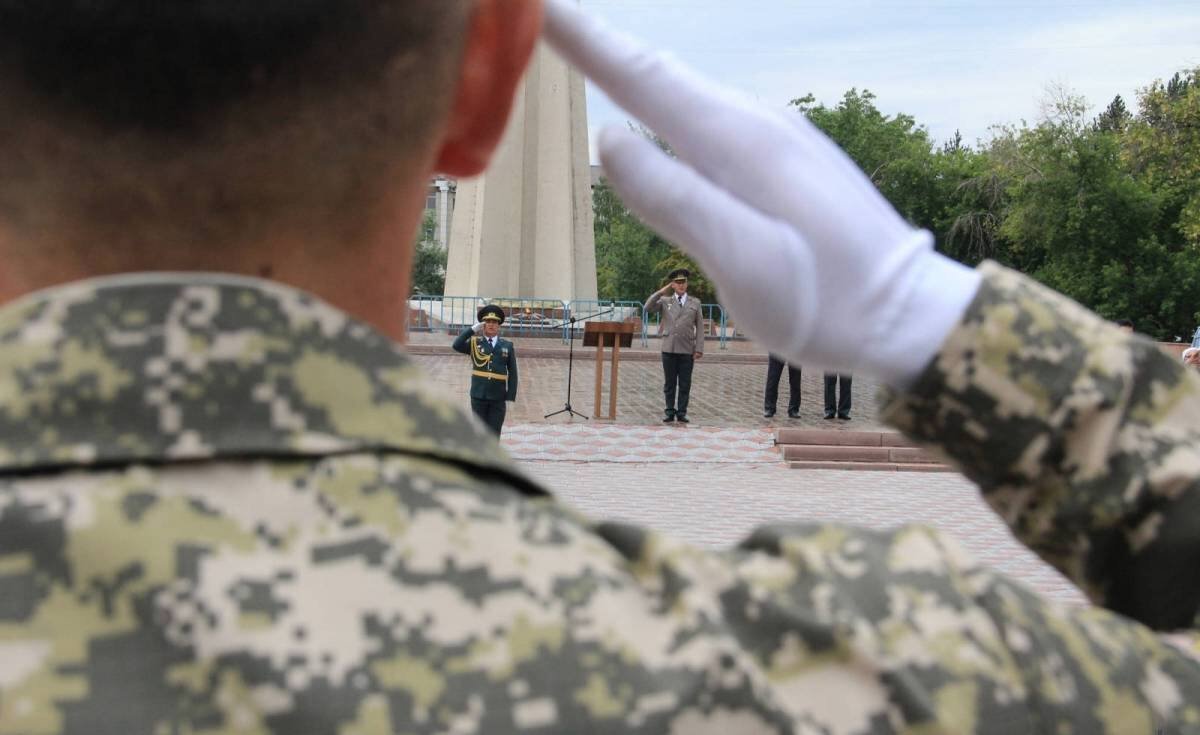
[1, 271, 1199, 734]
[883, 262, 1200, 634]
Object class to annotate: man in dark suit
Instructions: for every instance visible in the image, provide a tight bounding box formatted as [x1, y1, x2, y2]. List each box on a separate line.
[452, 305, 519, 435]
[824, 373, 853, 420]
[764, 356, 802, 418]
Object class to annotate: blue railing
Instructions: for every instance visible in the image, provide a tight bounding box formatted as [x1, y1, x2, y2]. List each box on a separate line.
[406, 296, 486, 335]
[408, 296, 570, 339]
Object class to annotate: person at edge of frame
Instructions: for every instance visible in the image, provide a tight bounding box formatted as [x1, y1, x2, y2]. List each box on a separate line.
[644, 267, 705, 423]
[452, 304, 519, 436]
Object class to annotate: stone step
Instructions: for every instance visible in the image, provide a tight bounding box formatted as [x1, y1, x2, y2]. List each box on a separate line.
[775, 428, 918, 448]
[775, 428, 950, 472]
[789, 461, 955, 473]
[780, 445, 941, 464]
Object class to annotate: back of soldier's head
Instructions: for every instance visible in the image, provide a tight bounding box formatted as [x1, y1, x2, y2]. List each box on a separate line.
[0, 0, 470, 252]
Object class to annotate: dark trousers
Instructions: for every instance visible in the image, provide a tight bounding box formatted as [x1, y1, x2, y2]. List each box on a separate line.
[662, 352, 695, 416]
[471, 398, 507, 436]
[765, 356, 802, 412]
[824, 373, 852, 416]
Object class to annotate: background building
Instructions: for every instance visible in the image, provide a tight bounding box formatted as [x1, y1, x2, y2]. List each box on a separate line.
[424, 176, 456, 250]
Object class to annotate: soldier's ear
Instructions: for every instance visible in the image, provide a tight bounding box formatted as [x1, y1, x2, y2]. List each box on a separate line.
[433, 0, 543, 176]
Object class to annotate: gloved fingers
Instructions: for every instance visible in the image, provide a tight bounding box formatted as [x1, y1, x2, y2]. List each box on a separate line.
[598, 126, 819, 356]
[542, 0, 801, 204]
[781, 112, 908, 225]
[542, 0, 737, 135]
[542, 0, 909, 244]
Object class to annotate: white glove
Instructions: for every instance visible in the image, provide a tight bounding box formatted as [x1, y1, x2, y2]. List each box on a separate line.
[472, 322, 485, 335]
[542, 0, 981, 388]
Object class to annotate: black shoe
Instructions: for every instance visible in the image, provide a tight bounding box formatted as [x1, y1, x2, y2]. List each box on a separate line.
[763, 408, 775, 418]
[676, 414, 690, 424]
[823, 410, 836, 420]
[787, 409, 801, 419]
[837, 413, 851, 420]
[663, 414, 675, 423]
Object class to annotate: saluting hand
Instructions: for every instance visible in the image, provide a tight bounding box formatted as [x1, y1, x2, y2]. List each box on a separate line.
[543, 0, 981, 388]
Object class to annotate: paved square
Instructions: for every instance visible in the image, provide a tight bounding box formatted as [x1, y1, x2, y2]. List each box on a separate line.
[523, 461, 1087, 608]
[410, 334, 1089, 609]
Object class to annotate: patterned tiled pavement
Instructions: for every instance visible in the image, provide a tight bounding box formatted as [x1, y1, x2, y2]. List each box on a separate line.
[404, 333, 1089, 607]
[527, 463, 1088, 608]
[503, 424, 781, 463]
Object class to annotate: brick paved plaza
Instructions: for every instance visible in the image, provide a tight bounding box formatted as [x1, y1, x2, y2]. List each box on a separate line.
[413, 331, 1088, 607]
[529, 463, 1087, 607]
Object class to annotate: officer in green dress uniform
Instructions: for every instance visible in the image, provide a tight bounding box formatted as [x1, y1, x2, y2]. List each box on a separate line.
[452, 305, 519, 435]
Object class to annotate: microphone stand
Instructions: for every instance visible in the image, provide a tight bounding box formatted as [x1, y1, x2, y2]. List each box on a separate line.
[544, 308, 617, 421]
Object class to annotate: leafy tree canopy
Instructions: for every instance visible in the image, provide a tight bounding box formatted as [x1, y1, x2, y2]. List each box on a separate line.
[592, 70, 1200, 339]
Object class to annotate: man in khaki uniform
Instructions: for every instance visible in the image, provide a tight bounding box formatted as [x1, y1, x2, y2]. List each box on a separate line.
[1, 1, 1199, 734]
[644, 268, 705, 423]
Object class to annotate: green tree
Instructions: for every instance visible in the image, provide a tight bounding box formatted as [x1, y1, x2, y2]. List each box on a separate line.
[791, 89, 941, 228]
[411, 211, 446, 295]
[982, 90, 1194, 338]
[592, 126, 716, 303]
[938, 148, 1003, 266]
[593, 182, 671, 301]
[1125, 67, 1200, 248]
[789, 83, 1200, 338]
[790, 89, 995, 264]
[1095, 94, 1131, 133]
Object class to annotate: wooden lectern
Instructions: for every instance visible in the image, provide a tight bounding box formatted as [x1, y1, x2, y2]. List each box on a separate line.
[583, 321, 637, 421]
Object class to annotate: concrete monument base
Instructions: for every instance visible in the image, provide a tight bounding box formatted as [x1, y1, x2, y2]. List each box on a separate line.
[444, 42, 598, 303]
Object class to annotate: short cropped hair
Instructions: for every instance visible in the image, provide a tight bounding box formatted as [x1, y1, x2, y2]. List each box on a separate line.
[0, 0, 470, 252]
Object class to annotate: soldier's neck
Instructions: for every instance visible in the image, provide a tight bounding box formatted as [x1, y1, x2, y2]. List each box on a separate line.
[0, 193, 424, 344]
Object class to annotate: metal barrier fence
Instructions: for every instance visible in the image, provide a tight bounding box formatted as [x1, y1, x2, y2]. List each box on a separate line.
[407, 296, 569, 340]
[408, 296, 730, 349]
[406, 296, 486, 335]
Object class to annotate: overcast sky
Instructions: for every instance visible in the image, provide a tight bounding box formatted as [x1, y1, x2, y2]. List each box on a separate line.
[576, 0, 1200, 160]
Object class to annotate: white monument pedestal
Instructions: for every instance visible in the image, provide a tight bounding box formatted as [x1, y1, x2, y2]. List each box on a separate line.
[444, 42, 598, 303]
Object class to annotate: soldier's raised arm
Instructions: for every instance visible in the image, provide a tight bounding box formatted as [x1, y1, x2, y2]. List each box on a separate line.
[644, 284, 669, 315]
[883, 266, 1200, 631]
[451, 322, 483, 354]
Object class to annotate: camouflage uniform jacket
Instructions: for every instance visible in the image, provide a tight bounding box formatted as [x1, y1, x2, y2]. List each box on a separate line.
[1, 269, 1199, 735]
